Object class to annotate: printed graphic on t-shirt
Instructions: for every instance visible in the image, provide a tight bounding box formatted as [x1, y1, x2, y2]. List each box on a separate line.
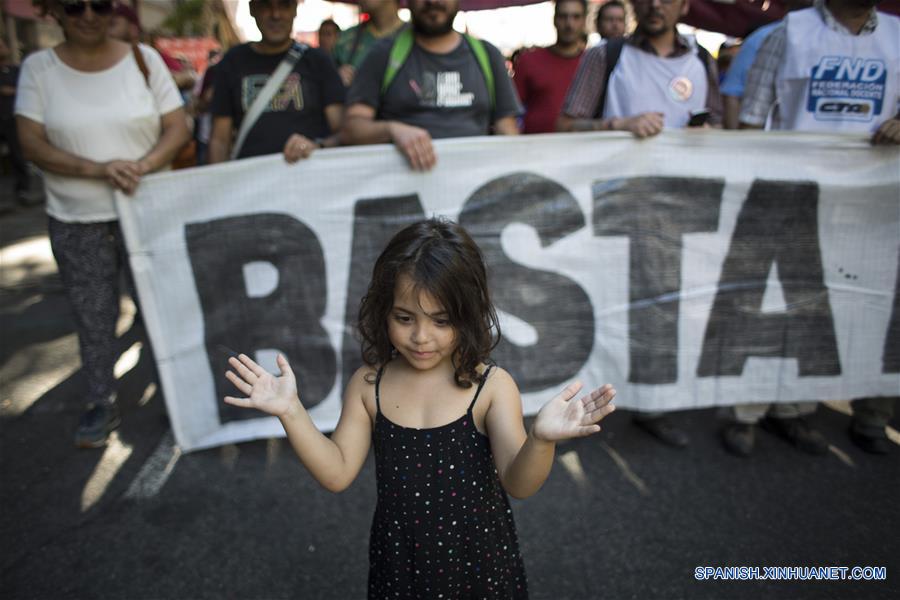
[411, 71, 475, 108]
[241, 73, 304, 112]
[807, 56, 885, 122]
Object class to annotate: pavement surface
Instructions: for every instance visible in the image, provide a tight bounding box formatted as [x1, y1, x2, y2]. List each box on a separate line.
[1, 192, 899, 600]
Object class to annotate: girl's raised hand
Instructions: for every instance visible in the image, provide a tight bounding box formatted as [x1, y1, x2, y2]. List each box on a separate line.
[224, 353, 300, 418]
[532, 382, 616, 442]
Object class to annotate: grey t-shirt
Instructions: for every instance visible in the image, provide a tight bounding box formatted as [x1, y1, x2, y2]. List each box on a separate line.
[347, 35, 521, 139]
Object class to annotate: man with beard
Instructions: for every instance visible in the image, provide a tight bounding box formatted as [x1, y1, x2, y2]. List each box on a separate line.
[340, 0, 521, 170]
[209, 0, 344, 163]
[556, 0, 721, 138]
[728, 0, 900, 456]
[514, 0, 587, 134]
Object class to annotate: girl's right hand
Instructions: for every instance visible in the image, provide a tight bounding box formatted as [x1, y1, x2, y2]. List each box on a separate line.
[224, 353, 300, 418]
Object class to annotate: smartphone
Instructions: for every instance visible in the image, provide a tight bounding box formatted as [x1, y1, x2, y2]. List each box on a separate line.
[688, 109, 711, 127]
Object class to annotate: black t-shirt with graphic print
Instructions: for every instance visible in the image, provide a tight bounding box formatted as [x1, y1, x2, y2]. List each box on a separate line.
[211, 43, 345, 159]
[347, 36, 521, 139]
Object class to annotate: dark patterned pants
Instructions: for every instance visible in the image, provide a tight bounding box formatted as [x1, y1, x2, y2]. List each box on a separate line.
[48, 216, 132, 405]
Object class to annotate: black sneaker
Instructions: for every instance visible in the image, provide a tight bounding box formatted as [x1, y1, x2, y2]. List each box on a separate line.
[633, 415, 690, 448]
[74, 402, 121, 448]
[761, 416, 828, 455]
[848, 427, 891, 455]
[722, 423, 755, 457]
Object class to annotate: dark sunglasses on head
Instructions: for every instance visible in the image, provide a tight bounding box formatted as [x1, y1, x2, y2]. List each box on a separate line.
[61, 0, 114, 17]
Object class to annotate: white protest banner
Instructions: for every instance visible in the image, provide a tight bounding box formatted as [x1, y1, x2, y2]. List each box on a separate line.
[117, 131, 900, 452]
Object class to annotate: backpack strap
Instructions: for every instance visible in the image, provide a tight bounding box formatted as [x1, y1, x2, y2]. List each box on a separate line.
[594, 37, 625, 119]
[132, 44, 150, 87]
[381, 28, 496, 113]
[695, 42, 712, 80]
[381, 26, 414, 96]
[463, 34, 495, 112]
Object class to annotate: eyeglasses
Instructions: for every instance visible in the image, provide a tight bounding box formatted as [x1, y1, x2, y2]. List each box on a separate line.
[61, 1, 114, 17]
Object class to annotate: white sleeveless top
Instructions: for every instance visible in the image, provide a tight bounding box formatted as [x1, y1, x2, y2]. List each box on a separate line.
[775, 8, 900, 133]
[603, 44, 708, 128]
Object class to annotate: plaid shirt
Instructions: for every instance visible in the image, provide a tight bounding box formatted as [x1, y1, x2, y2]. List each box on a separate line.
[561, 31, 722, 126]
[739, 0, 880, 127]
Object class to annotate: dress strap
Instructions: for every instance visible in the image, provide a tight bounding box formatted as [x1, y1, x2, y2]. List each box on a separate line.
[467, 366, 493, 413]
[374, 366, 385, 414]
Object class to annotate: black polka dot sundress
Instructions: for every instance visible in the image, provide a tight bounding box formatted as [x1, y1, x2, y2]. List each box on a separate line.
[368, 365, 529, 599]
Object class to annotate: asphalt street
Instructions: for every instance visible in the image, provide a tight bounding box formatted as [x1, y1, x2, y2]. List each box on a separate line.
[1, 199, 898, 600]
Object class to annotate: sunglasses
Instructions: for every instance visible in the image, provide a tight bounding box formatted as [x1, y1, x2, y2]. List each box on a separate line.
[61, 1, 114, 17]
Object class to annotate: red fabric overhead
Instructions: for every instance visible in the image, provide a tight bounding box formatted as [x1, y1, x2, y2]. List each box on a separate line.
[683, 0, 900, 38]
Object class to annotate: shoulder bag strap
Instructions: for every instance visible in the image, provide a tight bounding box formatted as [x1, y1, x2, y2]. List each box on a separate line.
[594, 37, 625, 119]
[463, 34, 495, 112]
[132, 44, 150, 87]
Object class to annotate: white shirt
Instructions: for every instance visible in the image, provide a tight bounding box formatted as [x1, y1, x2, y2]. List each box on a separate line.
[15, 44, 183, 223]
[604, 44, 709, 128]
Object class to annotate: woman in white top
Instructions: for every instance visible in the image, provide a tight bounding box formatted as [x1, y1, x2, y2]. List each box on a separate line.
[15, 0, 190, 448]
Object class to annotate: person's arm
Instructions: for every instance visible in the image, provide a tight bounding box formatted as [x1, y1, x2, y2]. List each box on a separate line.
[322, 103, 343, 146]
[512, 54, 529, 114]
[556, 45, 608, 133]
[738, 24, 785, 130]
[138, 107, 191, 173]
[225, 354, 373, 493]
[493, 116, 519, 135]
[484, 41, 523, 134]
[208, 115, 233, 164]
[484, 368, 616, 499]
[723, 95, 741, 130]
[341, 103, 436, 170]
[17, 115, 139, 194]
[558, 111, 665, 137]
[701, 53, 723, 128]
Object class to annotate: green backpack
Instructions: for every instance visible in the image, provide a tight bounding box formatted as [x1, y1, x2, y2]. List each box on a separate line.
[380, 26, 496, 111]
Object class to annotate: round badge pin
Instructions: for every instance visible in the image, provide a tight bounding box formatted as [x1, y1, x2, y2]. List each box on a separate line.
[668, 76, 694, 102]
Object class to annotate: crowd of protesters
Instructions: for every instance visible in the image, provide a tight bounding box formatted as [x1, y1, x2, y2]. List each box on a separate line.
[2, 0, 898, 454]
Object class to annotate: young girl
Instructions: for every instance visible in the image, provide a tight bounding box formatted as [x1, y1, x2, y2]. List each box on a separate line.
[224, 218, 616, 598]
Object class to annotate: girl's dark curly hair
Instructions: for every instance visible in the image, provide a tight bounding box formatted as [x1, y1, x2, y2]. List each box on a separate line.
[357, 218, 500, 388]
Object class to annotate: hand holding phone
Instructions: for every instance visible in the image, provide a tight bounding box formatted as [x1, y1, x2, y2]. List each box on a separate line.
[688, 109, 711, 127]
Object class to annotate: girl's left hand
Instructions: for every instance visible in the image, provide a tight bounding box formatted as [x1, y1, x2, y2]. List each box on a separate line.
[532, 382, 616, 442]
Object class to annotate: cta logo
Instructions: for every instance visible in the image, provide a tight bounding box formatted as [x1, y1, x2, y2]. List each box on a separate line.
[816, 99, 873, 116]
